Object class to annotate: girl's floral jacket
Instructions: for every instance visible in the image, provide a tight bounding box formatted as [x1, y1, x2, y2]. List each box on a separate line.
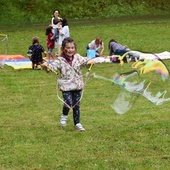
[49, 53, 89, 91]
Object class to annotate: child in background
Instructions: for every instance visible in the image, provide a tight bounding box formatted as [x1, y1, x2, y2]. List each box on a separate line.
[41, 37, 94, 131]
[27, 36, 47, 69]
[45, 26, 55, 61]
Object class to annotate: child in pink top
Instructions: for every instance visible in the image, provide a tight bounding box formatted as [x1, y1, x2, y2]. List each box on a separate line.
[45, 26, 55, 60]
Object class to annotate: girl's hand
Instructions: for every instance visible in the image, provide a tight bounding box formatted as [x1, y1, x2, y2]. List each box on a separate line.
[41, 61, 48, 67]
[41, 62, 50, 73]
[87, 60, 95, 65]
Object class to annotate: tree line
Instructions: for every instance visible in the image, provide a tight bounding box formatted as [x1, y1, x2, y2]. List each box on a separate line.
[0, 0, 170, 25]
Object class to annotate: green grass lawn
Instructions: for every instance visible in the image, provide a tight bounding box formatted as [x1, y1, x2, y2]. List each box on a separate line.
[0, 17, 170, 170]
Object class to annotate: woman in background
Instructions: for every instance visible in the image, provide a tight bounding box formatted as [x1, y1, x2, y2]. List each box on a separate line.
[51, 10, 62, 56]
[87, 37, 104, 57]
[51, 10, 61, 32]
[58, 18, 70, 55]
[108, 39, 130, 62]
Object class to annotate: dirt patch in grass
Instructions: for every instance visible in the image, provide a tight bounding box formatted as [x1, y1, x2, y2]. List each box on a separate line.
[70, 14, 170, 25]
[0, 14, 170, 32]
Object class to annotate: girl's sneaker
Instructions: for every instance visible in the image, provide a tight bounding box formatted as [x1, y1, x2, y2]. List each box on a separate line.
[75, 123, 85, 131]
[60, 115, 68, 126]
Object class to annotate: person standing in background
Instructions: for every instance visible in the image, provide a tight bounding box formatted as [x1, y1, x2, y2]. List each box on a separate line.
[51, 10, 62, 56]
[58, 18, 70, 55]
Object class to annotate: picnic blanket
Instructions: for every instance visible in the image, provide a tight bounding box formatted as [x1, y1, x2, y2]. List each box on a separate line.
[0, 55, 59, 69]
[1, 51, 170, 69]
[129, 51, 170, 60]
[90, 51, 170, 64]
[0, 55, 32, 69]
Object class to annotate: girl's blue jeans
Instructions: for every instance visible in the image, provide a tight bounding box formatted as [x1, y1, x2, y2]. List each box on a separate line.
[62, 90, 82, 125]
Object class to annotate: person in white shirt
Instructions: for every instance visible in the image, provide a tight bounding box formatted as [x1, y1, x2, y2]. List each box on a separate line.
[51, 10, 61, 35]
[58, 18, 70, 55]
[87, 37, 104, 57]
[51, 10, 62, 56]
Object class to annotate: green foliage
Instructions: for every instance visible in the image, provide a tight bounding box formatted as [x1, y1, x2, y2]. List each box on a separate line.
[0, 0, 170, 25]
[0, 17, 170, 169]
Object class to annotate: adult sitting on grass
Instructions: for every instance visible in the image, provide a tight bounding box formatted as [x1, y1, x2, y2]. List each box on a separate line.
[86, 37, 105, 57]
[108, 39, 130, 63]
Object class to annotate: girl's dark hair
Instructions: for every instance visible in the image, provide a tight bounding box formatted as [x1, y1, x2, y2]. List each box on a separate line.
[45, 26, 52, 35]
[61, 37, 76, 51]
[53, 10, 60, 16]
[61, 18, 68, 27]
[108, 39, 117, 49]
[32, 36, 39, 45]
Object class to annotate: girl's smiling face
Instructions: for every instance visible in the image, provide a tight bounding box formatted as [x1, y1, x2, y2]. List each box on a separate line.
[63, 42, 76, 58]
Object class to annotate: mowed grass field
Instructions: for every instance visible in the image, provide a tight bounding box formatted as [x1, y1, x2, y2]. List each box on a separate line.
[0, 16, 170, 169]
